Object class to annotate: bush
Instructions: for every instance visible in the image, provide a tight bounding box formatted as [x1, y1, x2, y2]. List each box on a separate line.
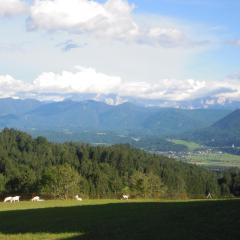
[40, 164, 81, 199]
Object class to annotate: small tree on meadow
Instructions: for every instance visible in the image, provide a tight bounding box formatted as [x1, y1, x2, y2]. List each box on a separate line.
[40, 164, 81, 199]
[130, 171, 167, 198]
[146, 172, 167, 198]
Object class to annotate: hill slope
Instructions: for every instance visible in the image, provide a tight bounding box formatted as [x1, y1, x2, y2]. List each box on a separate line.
[184, 109, 240, 147]
[213, 109, 240, 130]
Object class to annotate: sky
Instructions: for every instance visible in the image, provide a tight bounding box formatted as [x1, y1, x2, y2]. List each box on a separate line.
[0, 0, 240, 102]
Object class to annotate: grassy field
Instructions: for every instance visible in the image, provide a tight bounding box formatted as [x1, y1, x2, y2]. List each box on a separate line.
[170, 139, 203, 151]
[170, 139, 240, 168]
[0, 199, 240, 240]
[183, 152, 240, 168]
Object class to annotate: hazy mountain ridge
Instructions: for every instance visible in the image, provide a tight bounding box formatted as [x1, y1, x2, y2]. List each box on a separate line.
[0, 98, 44, 117]
[0, 98, 231, 138]
[184, 109, 240, 147]
[213, 109, 240, 130]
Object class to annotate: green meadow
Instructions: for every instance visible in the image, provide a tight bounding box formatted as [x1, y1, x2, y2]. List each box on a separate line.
[184, 152, 240, 168]
[170, 139, 203, 152]
[0, 199, 239, 240]
[170, 139, 240, 168]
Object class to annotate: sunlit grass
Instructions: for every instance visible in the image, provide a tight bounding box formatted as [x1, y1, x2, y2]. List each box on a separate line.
[0, 232, 82, 240]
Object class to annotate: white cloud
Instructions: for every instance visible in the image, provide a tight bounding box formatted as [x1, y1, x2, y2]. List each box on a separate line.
[28, 67, 212, 101]
[218, 73, 240, 99]
[28, 0, 139, 41]
[1, 66, 240, 102]
[33, 66, 122, 94]
[0, 0, 27, 16]
[27, 0, 206, 47]
[0, 0, 215, 48]
[0, 75, 30, 98]
[146, 27, 186, 47]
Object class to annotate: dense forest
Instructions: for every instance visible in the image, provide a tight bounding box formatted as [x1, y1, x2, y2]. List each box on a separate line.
[0, 129, 239, 199]
[29, 130, 188, 152]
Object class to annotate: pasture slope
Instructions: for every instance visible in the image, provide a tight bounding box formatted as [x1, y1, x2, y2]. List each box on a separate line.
[0, 199, 239, 240]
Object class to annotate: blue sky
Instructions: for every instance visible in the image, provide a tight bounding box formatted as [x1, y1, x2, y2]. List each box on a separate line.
[135, 0, 239, 26]
[0, 0, 240, 102]
[133, 0, 240, 78]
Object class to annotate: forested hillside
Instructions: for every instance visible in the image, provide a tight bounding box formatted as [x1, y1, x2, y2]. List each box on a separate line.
[0, 129, 239, 199]
[185, 109, 240, 147]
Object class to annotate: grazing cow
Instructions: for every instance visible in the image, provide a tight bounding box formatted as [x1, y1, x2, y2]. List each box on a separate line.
[75, 195, 82, 201]
[122, 194, 129, 200]
[207, 192, 212, 199]
[31, 196, 44, 202]
[31, 196, 40, 202]
[3, 197, 12, 203]
[11, 196, 20, 202]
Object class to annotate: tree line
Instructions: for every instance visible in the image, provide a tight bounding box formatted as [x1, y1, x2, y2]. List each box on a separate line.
[0, 129, 239, 199]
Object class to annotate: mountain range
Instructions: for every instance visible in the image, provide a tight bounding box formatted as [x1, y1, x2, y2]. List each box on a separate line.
[0, 98, 231, 138]
[56, 93, 240, 109]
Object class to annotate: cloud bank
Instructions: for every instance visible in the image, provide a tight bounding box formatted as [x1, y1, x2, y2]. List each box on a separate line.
[1, 66, 240, 102]
[0, 0, 232, 105]
[0, 0, 211, 48]
[24, 0, 204, 47]
[0, 74, 30, 98]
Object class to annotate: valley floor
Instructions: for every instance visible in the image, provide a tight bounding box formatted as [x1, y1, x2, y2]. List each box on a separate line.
[165, 139, 240, 169]
[0, 199, 239, 240]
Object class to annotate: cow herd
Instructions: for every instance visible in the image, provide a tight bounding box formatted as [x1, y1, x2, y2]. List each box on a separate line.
[3, 196, 44, 203]
[2, 194, 130, 203]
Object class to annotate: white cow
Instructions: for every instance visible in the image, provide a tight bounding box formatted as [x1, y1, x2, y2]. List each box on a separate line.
[75, 195, 82, 201]
[4, 196, 12, 203]
[11, 196, 20, 202]
[31, 196, 40, 202]
[122, 194, 129, 200]
[31, 196, 44, 202]
[207, 193, 212, 199]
